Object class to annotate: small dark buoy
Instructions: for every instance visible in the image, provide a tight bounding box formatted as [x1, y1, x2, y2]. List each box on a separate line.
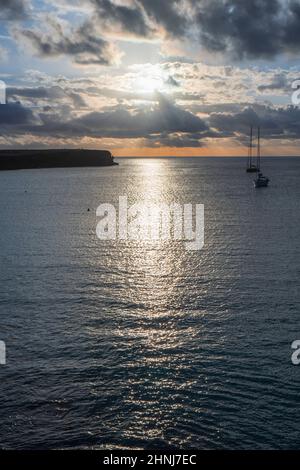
[87, 208, 90, 212]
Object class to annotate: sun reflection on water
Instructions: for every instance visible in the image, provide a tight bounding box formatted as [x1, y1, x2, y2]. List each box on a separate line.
[88, 159, 202, 446]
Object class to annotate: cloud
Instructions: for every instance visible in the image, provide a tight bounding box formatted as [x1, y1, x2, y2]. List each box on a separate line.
[88, 0, 300, 60]
[165, 76, 180, 87]
[137, 0, 188, 38]
[145, 132, 211, 148]
[9, 0, 300, 68]
[192, 0, 300, 60]
[89, 0, 188, 39]
[2, 92, 210, 143]
[257, 73, 289, 93]
[60, 92, 210, 140]
[91, 0, 152, 37]
[15, 17, 121, 65]
[0, 0, 28, 20]
[209, 104, 300, 139]
[2, 94, 300, 149]
[0, 102, 36, 125]
[7, 85, 86, 107]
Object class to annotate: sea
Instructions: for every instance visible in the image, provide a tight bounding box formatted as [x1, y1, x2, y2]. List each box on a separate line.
[0, 157, 299, 449]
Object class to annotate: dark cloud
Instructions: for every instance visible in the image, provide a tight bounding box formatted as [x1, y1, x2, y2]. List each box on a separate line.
[192, 0, 300, 59]
[88, 0, 300, 60]
[257, 73, 289, 92]
[91, 0, 152, 37]
[8, 86, 66, 100]
[59, 92, 208, 138]
[7, 86, 86, 107]
[165, 76, 180, 87]
[284, 0, 300, 50]
[137, 0, 187, 37]
[10, 0, 300, 65]
[0, 102, 36, 125]
[2, 96, 300, 147]
[83, 0, 188, 41]
[91, 0, 188, 38]
[209, 104, 300, 139]
[16, 19, 118, 65]
[3, 92, 210, 142]
[0, 0, 27, 20]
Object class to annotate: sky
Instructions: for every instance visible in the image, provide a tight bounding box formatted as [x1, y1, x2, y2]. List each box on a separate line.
[0, 0, 300, 156]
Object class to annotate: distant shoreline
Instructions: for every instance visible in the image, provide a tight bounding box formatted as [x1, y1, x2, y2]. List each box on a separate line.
[113, 155, 300, 158]
[0, 149, 118, 171]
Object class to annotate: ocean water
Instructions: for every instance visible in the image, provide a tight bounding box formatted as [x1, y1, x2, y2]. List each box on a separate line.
[0, 157, 299, 450]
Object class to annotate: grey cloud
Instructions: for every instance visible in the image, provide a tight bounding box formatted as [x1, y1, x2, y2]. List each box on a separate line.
[8, 86, 66, 99]
[10, 0, 300, 66]
[192, 0, 300, 59]
[7, 85, 86, 107]
[88, 0, 300, 60]
[87, 0, 188, 39]
[91, 0, 152, 37]
[137, 0, 188, 37]
[165, 76, 180, 87]
[209, 104, 300, 139]
[62, 92, 209, 138]
[0, 102, 36, 125]
[3, 88, 300, 146]
[257, 73, 289, 92]
[16, 19, 118, 65]
[97, 0, 300, 60]
[0, 0, 28, 20]
[284, 0, 300, 51]
[5, 92, 210, 141]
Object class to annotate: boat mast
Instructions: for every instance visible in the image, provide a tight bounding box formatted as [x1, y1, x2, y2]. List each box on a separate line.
[257, 126, 261, 171]
[248, 125, 253, 168]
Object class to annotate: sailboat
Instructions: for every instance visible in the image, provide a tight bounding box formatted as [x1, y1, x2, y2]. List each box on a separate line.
[246, 126, 258, 172]
[253, 127, 270, 188]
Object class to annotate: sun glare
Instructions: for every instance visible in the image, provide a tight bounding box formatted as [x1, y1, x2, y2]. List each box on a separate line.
[135, 75, 164, 94]
[132, 64, 167, 94]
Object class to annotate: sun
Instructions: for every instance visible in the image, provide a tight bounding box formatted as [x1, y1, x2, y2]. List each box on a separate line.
[132, 64, 165, 95]
[135, 72, 164, 94]
[132, 65, 177, 96]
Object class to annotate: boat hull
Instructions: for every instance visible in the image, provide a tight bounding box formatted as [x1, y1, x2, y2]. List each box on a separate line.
[254, 178, 270, 188]
[254, 182, 269, 188]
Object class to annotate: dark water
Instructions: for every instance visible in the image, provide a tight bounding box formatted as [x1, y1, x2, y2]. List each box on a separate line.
[0, 157, 300, 449]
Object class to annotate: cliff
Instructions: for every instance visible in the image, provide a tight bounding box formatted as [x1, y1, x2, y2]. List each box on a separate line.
[0, 149, 117, 171]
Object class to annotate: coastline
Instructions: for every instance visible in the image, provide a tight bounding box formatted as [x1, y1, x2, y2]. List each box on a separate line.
[0, 149, 118, 171]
